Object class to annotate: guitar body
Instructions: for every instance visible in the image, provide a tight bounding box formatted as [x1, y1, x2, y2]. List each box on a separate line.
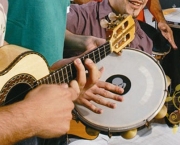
[0, 45, 98, 139]
[68, 120, 98, 140]
[0, 45, 50, 105]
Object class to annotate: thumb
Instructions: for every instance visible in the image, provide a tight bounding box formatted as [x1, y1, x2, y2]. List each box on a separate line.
[69, 80, 80, 101]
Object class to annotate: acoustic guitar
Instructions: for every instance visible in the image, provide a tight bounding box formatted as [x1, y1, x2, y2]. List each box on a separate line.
[0, 15, 135, 139]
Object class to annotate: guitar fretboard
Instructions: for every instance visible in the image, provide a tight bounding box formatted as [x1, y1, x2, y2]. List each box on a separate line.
[36, 42, 111, 86]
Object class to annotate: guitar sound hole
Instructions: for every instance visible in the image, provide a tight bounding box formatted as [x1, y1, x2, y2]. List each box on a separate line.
[5, 83, 32, 105]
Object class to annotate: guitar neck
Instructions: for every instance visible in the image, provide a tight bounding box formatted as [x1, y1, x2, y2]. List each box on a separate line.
[36, 42, 111, 86]
[35, 15, 135, 87]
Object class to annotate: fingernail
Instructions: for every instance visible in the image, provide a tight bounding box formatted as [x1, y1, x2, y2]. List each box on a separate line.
[110, 103, 116, 108]
[61, 83, 69, 88]
[96, 108, 103, 114]
[85, 58, 93, 64]
[74, 58, 81, 64]
[117, 96, 124, 101]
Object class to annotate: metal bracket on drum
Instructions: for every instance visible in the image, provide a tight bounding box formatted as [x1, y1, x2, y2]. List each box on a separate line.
[72, 109, 80, 122]
[145, 120, 152, 129]
[108, 128, 112, 138]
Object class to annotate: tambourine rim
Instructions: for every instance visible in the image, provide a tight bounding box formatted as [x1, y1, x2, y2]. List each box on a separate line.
[152, 45, 171, 56]
[74, 48, 168, 133]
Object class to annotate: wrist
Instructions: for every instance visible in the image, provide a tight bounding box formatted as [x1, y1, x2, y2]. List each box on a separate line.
[17, 100, 39, 137]
[157, 19, 167, 24]
[9, 101, 37, 140]
[0, 101, 37, 144]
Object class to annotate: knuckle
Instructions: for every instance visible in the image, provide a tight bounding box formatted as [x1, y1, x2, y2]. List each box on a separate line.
[104, 82, 111, 89]
[101, 89, 108, 97]
[88, 103, 96, 111]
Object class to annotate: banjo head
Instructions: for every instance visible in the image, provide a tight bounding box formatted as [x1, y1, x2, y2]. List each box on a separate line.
[75, 48, 167, 133]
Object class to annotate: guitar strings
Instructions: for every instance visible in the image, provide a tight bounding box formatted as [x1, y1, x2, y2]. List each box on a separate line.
[37, 42, 111, 83]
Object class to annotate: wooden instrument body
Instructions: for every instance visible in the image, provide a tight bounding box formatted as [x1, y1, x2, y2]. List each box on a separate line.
[0, 45, 49, 105]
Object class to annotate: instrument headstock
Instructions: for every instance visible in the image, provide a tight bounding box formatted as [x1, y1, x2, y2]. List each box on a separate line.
[100, 13, 135, 54]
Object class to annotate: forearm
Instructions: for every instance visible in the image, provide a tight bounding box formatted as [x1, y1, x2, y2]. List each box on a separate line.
[65, 30, 106, 53]
[64, 30, 91, 58]
[0, 102, 36, 144]
[146, 0, 166, 23]
[64, 30, 86, 52]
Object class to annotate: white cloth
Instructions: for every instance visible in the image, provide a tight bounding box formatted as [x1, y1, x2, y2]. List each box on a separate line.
[69, 134, 109, 145]
[68, 123, 180, 145]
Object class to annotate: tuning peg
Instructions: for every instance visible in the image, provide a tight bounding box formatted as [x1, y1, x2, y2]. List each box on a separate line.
[122, 14, 129, 19]
[100, 19, 109, 28]
[108, 12, 117, 21]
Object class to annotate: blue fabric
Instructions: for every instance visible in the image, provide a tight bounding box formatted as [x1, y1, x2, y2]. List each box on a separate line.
[5, 0, 70, 143]
[15, 136, 67, 145]
[5, 0, 70, 66]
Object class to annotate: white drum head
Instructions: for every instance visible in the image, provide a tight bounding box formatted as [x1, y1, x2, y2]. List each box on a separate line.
[75, 48, 167, 133]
